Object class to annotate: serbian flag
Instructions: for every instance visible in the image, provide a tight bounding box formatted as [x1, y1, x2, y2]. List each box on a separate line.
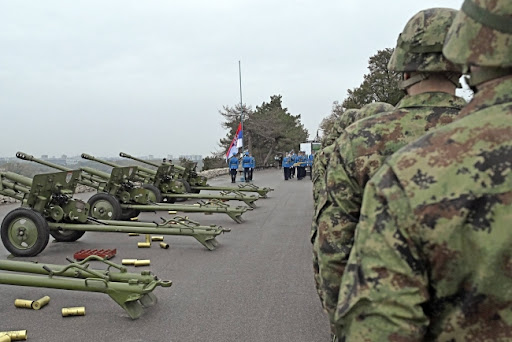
[226, 123, 243, 161]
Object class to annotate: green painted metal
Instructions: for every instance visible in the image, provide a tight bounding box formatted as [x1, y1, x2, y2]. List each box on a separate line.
[119, 152, 262, 203]
[0, 258, 172, 319]
[0, 169, 230, 256]
[48, 216, 229, 250]
[192, 184, 274, 198]
[17, 152, 250, 222]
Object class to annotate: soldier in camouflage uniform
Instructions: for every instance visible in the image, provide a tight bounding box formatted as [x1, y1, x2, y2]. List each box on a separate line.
[313, 109, 360, 304]
[312, 8, 467, 335]
[335, 1, 512, 340]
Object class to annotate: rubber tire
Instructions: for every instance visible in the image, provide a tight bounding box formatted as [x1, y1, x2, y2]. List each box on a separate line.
[1, 208, 50, 257]
[120, 209, 141, 221]
[88, 193, 122, 220]
[142, 184, 163, 203]
[50, 229, 86, 242]
[162, 197, 176, 204]
[174, 179, 191, 202]
[191, 188, 201, 194]
[176, 179, 191, 193]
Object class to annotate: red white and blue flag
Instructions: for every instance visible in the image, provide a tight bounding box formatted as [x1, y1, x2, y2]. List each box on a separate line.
[226, 123, 243, 161]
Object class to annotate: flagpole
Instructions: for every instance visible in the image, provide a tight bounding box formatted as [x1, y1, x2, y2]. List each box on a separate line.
[239, 60, 244, 152]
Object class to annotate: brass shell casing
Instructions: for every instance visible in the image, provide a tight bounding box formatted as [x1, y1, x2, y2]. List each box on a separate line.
[32, 296, 50, 310]
[14, 299, 33, 309]
[151, 236, 164, 241]
[0, 330, 27, 341]
[128, 233, 140, 236]
[168, 210, 177, 214]
[62, 307, 86, 317]
[145, 234, 151, 243]
[159, 242, 170, 249]
[121, 259, 138, 265]
[0, 334, 10, 342]
[134, 260, 150, 267]
[137, 242, 151, 248]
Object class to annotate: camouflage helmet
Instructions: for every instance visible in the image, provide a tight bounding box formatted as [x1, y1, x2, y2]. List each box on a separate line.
[443, 0, 512, 68]
[322, 109, 360, 147]
[356, 102, 394, 121]
[388, 8, 462, 74]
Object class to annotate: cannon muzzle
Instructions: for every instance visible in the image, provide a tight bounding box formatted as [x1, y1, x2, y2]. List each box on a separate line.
[81, 153, 94, 160]
[119, 152, 131, 158]
[16, 151, 35, 161]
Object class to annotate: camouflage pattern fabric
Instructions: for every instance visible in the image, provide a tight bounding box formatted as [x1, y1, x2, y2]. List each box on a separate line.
[387, 8, 461, 73]
[335, 75, 512, 341]
[355, 102, 394, 121]
[312, 92, 466, 327]
[443, 0, 512, 67]
[321, 109, 360, 148]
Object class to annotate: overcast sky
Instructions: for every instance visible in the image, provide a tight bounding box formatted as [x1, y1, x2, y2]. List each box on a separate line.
[0, 0, 465, 158]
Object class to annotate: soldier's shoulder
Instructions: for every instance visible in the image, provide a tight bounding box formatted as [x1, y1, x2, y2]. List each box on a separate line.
[383, 105, 512, 207]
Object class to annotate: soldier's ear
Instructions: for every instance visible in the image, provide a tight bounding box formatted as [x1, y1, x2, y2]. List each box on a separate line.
[403, 72, 410, 81]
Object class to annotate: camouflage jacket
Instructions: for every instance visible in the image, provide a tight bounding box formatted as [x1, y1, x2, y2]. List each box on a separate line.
[312, 92, 466, 325]
[336, 76, 512, 341]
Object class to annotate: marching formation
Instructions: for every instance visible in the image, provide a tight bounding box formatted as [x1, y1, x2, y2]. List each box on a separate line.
[312, 1, 512, 341]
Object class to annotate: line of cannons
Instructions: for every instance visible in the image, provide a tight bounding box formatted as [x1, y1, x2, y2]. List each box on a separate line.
[0, 151, 273, 321]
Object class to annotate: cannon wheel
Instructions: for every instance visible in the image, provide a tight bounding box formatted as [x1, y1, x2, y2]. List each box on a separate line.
[174, 179, 191, 202]
[50, 229, 86, 242]
[142, 184, 163, 203]
[120, 209, 141, 221]
[88, 193, 122, 220]
[1, 208, 50, 257]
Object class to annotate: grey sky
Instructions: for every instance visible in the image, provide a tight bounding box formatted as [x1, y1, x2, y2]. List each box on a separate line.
[1, 0, 465, 158]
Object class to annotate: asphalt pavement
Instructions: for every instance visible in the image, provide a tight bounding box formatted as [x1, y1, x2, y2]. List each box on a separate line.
[0, 168, 331, 342]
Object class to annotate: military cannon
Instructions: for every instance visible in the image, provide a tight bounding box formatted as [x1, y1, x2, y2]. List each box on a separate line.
[16, 152, 250, 223]
[111, 152, 258, 207]
[0, 256, 172, 319]
[0, 169, 229, 256]
[119, 152, 274, 198]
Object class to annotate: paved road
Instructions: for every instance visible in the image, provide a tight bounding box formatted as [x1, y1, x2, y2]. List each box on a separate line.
[0, 169, 331, 342]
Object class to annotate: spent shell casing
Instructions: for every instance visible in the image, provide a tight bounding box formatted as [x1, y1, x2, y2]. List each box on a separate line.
[168, 210, 177, 214]
[121, 259, 138, 265]
[134, 260, 150, 267]
[32, 296, 50, 310]
[151, 236, 164, 241]
[159, 242, 170, 249]
[145, 234, 151, 243]
[0, 330, 27, 341]
[14, 299, 33, 309]
[128, 233, 140, 236]
[137, 242, 151, 248]
[62, 307, 85, 317]
[0, 333, 10, 342]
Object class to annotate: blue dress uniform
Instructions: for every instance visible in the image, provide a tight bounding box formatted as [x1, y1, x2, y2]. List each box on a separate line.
[290, 153, 297, 178]
[242, 152, 252, 183]
[228, 156, 239, 183]
[297, 153, 307, 180]
[248, 155, 255, 181]
[282, 155, 292, 180]
[307, 154, 314, 179]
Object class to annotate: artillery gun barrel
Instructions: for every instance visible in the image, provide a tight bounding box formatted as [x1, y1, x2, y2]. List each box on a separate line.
[82, 153, 157, 181]
[81, 153, 119, 168]
[0, 171, 33, 188]
[16, 152, 99, 188]
[119, 152, 159, 168]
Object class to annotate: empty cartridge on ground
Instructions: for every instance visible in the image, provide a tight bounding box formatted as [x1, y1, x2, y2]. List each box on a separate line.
[62, 307, 85, 317]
